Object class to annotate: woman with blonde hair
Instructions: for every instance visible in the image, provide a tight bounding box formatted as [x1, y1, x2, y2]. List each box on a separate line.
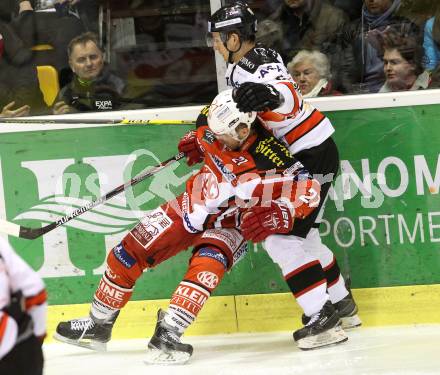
[287, 50, 341, 97]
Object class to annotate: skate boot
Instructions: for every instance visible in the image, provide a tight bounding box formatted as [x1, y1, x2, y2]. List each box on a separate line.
[294, 300, 348, 350]
[302, 291, 362, 330]
[53, 311, 119, 351]
[334, 291, 362, 329]
[144, 309, 193, 365]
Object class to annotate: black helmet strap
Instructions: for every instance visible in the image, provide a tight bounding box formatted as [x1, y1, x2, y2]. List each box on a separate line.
[224, 32, 243, 64]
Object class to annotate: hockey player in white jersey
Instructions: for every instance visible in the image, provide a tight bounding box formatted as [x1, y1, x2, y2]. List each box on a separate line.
[205, 1, 361, 331]
[0, 237, 47, 375]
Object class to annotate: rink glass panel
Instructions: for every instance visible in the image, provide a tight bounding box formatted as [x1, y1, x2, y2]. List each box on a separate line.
[0, 105, 439, 305]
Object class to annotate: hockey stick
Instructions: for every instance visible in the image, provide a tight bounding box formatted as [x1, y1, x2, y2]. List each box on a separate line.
[0, 118, 195, 125]
[0, 152, 185, 240]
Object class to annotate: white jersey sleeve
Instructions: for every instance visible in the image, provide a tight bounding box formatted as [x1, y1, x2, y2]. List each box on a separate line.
[225, 45, 334, 154]
[0, 237, 47, 347]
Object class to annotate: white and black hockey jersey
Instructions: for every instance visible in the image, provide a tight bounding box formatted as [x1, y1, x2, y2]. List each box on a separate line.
[225, 45, 335, 154]
[0, 238, 47, 359]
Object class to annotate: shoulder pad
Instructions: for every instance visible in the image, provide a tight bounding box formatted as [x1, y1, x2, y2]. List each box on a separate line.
[251, 46, 280, 63]
[238, 46, 279, 73]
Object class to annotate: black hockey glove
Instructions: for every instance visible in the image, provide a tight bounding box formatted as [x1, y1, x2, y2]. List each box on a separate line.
[233, 82, 282, 112]
[3, 290, 33, 338]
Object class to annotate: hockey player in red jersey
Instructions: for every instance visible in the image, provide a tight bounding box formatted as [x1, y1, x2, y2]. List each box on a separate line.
[205, 1, 361, 331]
[0, 238, 47, 375]
[54, 89, 346, 364]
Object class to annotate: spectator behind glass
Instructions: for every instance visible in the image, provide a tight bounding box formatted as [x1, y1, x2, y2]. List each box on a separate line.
[423, 7, 440, 71]
[0, 21, 49, 116]
[331, 0, 363, 20]
[256, 19, 283, 52]
[379, 32, 430, 92]
[9, 0, 84, 74]
[287, 50, 342, 97]
[341, 0, 420, 93]
[53, 32, 126, 114]
[269, 0, 348, 62]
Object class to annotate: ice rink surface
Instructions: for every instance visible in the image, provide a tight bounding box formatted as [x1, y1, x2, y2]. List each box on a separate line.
[44, 325, 440, 375]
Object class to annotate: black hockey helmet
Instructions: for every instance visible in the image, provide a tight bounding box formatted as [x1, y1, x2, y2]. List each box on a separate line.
[207, 2, 258, 46]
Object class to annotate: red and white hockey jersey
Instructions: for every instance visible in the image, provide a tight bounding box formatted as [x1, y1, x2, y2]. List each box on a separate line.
[0, 238, 47, 359]
[181, 123, 320, 234]
[225, 45, 334, 154]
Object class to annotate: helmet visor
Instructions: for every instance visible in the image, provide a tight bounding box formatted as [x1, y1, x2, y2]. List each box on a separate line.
[206, 32, 228, 48]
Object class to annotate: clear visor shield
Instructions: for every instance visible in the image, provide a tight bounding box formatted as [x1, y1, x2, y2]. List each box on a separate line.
[206, 32, 228, 48]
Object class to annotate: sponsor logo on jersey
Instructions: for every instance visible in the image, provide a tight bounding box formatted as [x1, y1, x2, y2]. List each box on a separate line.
[112, 243, 136, 268]
[197, 271, 219, 289]
[232, 242, 248, 265]
[255, 136, 292, 167]
[95, 276, 130, 309]
[202, 129, 216, 144]
[210, 154, 237, 183]
[283, 161, 304, 177]
[171, 281, 210, 315]
[181, 193, 200, 233]
[201, 228, 241, 252]
[198, 247, 228, 269]
[239, 56, 257, 72]
[130, 207, 172, 248]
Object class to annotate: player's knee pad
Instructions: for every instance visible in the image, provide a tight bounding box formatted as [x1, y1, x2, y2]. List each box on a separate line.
[193, 228, 247, 270]
[106, 242, 143, 288]
[185, 247, 228, 293]
[304, 228, 334, 267]
[263, 234, 311, 275]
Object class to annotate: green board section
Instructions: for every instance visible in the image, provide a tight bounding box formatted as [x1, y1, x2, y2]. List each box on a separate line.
[0, 104, 439, 305]
[323, 105, 440, 288]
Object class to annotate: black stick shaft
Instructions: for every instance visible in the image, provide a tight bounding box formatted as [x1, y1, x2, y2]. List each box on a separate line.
[18, 152, 185, 239]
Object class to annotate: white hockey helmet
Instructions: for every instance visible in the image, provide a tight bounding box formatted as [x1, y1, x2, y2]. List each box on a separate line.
[208, 89, 257, 142]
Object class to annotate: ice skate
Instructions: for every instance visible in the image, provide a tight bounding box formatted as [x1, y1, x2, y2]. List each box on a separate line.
[53, 312, 118, 351]
[302, 291, 362, 330]
[294, 300, 348, 350]
[144, 309, 193, 365]
[334, 291, 362, 329]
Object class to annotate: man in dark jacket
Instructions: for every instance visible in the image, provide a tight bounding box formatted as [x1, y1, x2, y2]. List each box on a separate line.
[0, 20, 49, 116]
[269, 0, 348, 62]
[53, 32, 126, 114]
[340, 0, 421, 93]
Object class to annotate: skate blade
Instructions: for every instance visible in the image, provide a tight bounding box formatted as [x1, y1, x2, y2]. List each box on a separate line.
[53, 332, 107, 352]
[341, 314, 362, 330]
[144, 348, 191, 365]
[297, 325, 348, 351]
